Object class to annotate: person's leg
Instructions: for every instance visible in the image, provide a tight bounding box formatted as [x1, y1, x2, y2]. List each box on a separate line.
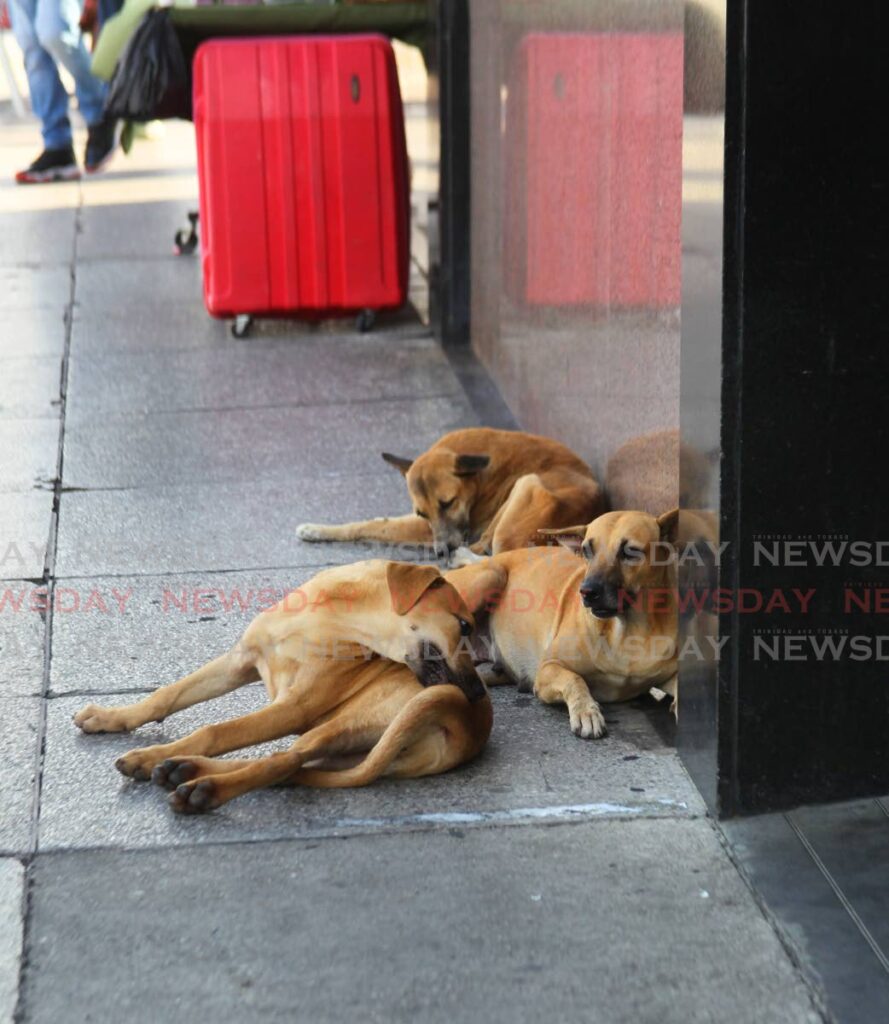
[33, 0, 106, 127]
[7, 0, 73, 150]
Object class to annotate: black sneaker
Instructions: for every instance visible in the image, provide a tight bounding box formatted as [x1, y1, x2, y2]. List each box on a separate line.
[15, 146, 80, 184]
[84, 115, 119, 174]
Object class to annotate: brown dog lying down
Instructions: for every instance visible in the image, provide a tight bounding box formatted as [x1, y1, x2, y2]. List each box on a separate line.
[445, 510, 679, 739]
[297, 427, 604, 561]
[73, 562, 492, 814]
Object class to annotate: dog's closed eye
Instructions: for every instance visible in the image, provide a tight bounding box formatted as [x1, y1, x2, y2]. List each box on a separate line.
[439, 498, 455, 511]
[619, 540, 644, 562]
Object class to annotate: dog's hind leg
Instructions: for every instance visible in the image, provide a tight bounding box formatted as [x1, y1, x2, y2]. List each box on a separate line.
[114, 692, 308, 780]
[296, 514, 432, 549]
[475, 473, 601, 555]
[73, 648, 260, 735]
[151, 754, 257, 791]
[165, 707, 392, 811]
[477, 474, 562, 554]
[295, 686, 478, 787]
[166, 685, 472, 811]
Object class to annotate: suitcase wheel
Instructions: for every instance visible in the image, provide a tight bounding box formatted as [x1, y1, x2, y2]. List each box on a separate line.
[231, 314, 254, 339]
[174, 211, 199, 256]
[356, 309, 376, 333]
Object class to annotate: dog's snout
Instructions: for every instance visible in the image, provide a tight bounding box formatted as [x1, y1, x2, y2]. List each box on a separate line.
[580, 575, 621, 618]
[434, 542, 455, 559]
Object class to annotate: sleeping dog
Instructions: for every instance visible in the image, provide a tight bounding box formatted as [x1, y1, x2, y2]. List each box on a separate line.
[297, 427, 604, 562]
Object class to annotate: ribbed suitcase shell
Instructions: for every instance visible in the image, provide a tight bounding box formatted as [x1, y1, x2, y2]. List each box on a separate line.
[504, 32, 683, 308]
[193, 35, 409, 319]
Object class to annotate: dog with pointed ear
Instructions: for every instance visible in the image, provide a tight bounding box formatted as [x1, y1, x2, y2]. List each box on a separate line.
[297, 428, 604, 563]
[444, 509, 681, 739]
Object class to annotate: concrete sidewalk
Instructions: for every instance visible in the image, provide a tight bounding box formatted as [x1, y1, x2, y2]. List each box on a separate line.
[0, 112, 825, 1022]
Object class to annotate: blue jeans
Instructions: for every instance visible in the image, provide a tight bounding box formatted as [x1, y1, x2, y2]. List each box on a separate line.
[7, 0, 108, 149]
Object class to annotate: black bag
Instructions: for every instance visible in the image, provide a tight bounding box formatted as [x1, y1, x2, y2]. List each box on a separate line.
[105, 8, 191, 121]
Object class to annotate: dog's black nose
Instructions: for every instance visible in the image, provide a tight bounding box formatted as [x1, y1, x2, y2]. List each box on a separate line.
[580, 577, 604, 606]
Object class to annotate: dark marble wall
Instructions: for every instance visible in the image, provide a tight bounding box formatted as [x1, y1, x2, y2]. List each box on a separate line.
[683, 0, 889, 815]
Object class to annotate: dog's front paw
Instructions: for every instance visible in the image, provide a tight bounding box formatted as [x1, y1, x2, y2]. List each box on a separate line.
[569, 699, 607, 740]
[73, 703, 132, 734]
[295, 523, 328, 542]
[115, 746, 166, 781]
[169, 779, 219, 815]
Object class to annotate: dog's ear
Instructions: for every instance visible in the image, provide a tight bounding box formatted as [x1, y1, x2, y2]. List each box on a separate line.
[381, 452, 413, 476]
[657, 508, 680, 545]
[454, 454, 490, 477]
[386, 562, 444, 615]
[537, 525, 587, 555]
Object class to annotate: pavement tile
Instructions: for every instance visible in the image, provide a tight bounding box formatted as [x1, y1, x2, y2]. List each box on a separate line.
[0, 357, 62, 420]
[38, 688, 702, 852]
[0, 491, 54, 580]
[0, 858, 25, 1024]
[70, 302, 425, 355]
[49, 568, 316, 695]
[21, 822, 820, 1024]
[0, 266, 70, 312]
[0, 581, 45, 698]
[62, 395, 475, 491]
[71, 304, 228, 354]
[0, 308, 67, 359]
[77, 197, 198, 262]
[0, 419, 58, 492]
[0, 697, 40, 855]
[65, 333, 460, 417]
[0, 207, 77, 268]
[74, 257, 202, 311]
[54, 472, 423, 576]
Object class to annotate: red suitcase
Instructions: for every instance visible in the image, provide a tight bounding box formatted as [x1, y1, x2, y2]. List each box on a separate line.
[192, 35, 410, 328]
[504, 32, 683, 308]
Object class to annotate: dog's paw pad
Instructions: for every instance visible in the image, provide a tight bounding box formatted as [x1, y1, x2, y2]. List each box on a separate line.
[152, 758, 198, 790]
[169, 779, 217, 815]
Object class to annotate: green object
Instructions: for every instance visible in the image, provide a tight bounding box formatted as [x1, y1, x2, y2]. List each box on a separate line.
[92, 1, 429, 83]
[92, 0, 162, 81]
[120, 119, 136, 153]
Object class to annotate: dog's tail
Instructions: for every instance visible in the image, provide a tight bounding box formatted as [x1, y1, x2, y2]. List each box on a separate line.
[294, 685, 486, 788]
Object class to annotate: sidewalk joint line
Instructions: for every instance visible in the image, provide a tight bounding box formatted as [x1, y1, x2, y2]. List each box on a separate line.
[785, 811, 889, 977]
[33, 805, 704, 858]
[61, 387, 462, 422]
[13, 175, 82, 1024]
